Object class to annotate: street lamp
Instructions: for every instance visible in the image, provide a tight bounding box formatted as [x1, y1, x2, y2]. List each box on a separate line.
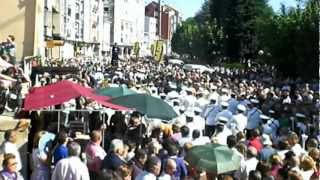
[189, 41, 192, 60]
[258, 50, 264, 56]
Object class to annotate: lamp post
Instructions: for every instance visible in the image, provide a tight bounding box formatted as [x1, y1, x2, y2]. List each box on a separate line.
[189, 41, 192, 60]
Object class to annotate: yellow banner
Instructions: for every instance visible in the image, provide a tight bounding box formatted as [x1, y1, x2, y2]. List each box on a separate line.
[133, 42, 140, 55]
[154, 40, 163, 62]
[46, 40, 64, 48]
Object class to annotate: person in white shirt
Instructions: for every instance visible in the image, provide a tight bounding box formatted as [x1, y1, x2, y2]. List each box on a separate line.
[0, 130, 22, 172]
[244, 146, 259, 178]
[183, 88, 197, 112]
[135, 156, 161, 180]
[212, 117, 232, 145]
[178, 126, 191, 147]
[203, 98, 221, 137]
[288, 132, 305, 157]
[229, 104, 247, 134]
[193, 107, 205, 136]
[191, 130, 211, 146]
[51, 142, 90, 180]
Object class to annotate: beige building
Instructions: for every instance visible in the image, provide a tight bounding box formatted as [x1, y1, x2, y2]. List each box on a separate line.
[0, 0, 38, 60]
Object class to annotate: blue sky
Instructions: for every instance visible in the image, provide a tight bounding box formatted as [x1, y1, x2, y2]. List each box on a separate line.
[145, 0, 297, 19]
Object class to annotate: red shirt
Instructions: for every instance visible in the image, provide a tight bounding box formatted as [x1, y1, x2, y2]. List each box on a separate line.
[248, 137, 263, 152]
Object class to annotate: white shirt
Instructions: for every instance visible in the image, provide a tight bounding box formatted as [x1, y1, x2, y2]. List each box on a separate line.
[230, 113, 248, 133]
[193, 115, 206, 135]
[214, 127, 232, 145]
[135, 171, 157, 180]
[244, 157, 259, 176]
[291, 144, 305, 157]
[183, 95, 197, 112]
[192, 136, 211, 146]
[51, 156, 90, 180]
[0, 141, 22, 171]
[178, 137, 191, 147]
[195, 98, 209, 110]
[158, 173, 172, 180]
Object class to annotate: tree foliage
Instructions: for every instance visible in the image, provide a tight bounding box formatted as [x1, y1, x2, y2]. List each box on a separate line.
[171, 0, 319, 79]
[257, 0, 319, 79]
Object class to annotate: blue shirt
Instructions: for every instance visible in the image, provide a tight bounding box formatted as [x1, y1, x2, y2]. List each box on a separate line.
[259, 146, 276, 162]
[53, 144, 68, 165]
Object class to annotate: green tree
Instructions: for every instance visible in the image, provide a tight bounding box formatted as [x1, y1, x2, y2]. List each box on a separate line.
[257, 0, 319, 79]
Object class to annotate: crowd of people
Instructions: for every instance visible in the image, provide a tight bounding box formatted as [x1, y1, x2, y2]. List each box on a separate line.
[0, 38, 319, 180]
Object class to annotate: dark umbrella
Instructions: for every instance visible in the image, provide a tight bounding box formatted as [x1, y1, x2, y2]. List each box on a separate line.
[96, 86, 136, 98]
[110, 94, 178, 120]
[186, 143, 241, 174]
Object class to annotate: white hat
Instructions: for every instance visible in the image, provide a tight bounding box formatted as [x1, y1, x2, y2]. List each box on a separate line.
[221, 101, 229, 107]
[262, 134, 272, 145]
[221, 88, 229, 93]
[209, 94, 219, 101]
[193, 107, 202, 113]
[237, 104, 246, 112]
[250, 99, 259, 104]
[211, 85, 217, 90]
[218, 116, 228, 123]
[185, 111, 194, 118]
[295, 113, 306, 118]
[186, 87, 194, 92]
[159, 93, 166, 97]
[179, 106, 185, 111]
[269, 110, 275, 114]
[260, 115, 270, 120]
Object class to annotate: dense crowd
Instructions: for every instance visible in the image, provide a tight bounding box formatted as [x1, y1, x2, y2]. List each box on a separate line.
[0, 37, 319, 180]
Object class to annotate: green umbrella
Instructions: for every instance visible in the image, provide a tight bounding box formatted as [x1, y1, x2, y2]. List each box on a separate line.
[186, 143, 241, 174]
[96, 86, 136, 98]
[111, 94, 178, 120]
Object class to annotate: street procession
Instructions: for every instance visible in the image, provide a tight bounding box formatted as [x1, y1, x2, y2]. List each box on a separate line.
[0, 0, 319, 180]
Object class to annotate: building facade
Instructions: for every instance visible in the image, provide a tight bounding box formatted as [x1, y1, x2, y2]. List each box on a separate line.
[0, 0, 41, 60]
[142, 16, 157, 56]
[104, 0, 145, 58]
[145, 1, 182, 56]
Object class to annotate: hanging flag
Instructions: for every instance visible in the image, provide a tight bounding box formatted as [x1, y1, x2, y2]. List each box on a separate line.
[154, 40, 163, 62]
[133, 42, 140, 56]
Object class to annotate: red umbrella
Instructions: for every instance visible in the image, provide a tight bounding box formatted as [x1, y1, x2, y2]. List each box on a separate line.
[24, 80, 128, 111]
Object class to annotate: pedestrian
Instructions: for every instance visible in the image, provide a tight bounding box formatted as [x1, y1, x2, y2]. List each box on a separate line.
[85, 130, 106, 179]
[0, 153, 24, 180]
[51, 142, 90, 180]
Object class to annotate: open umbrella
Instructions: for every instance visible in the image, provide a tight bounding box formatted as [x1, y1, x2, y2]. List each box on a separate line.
[110, 94, 178, 120]
[96, 86, 136, 98]
[186, 143, 241, 174]
[24, 80, 128, 111]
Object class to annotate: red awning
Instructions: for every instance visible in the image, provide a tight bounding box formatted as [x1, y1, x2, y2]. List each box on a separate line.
[24, 80, 128, 111]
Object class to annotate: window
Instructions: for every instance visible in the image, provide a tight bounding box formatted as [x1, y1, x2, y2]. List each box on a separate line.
[104, 7, 109, 13]
[68, 8, 71, 16]
[121, 38, 123, 43]
[76, 13, 79, 20]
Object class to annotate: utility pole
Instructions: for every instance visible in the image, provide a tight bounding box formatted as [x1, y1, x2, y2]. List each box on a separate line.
[158, 0, 161, 39]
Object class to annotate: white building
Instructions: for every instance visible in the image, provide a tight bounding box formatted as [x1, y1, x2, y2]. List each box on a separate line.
[104, 0, 145, 58]
[142, 16, 157, 56]
[54, 0, 105, 59]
